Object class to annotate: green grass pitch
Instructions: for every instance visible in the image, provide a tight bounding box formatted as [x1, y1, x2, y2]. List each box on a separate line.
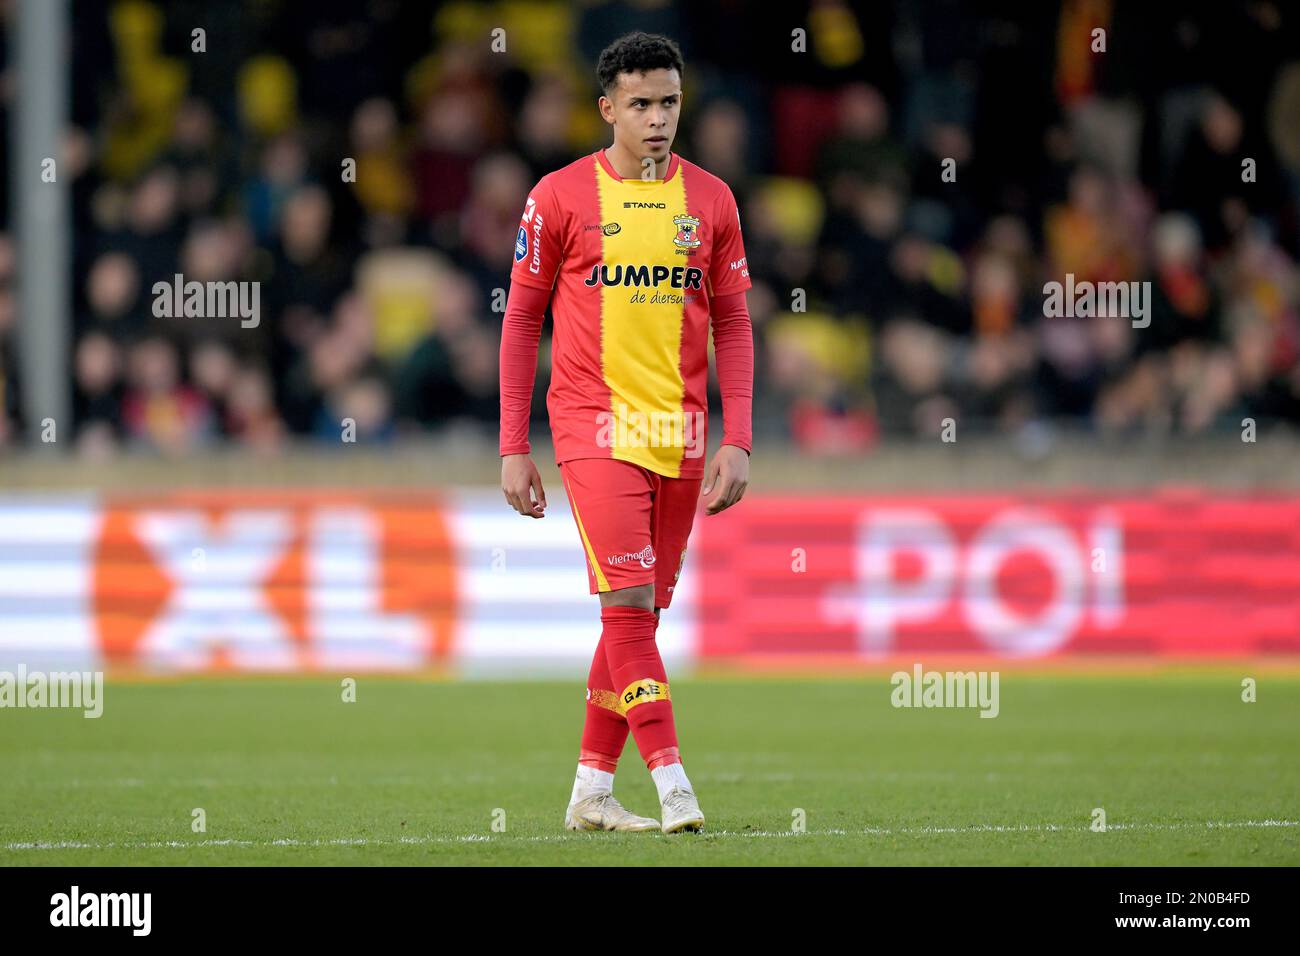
[2, 673, 1297, 865]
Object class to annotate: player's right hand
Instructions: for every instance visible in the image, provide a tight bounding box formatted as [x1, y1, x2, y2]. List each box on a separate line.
[502, 454, 547, 518]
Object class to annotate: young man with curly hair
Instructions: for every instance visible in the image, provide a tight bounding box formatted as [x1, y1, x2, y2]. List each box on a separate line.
[499, 31, 754, 834]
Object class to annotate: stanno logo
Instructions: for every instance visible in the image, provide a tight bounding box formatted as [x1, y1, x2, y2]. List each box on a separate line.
[624, 201, 666, 209]
[50, 886, 151, 936]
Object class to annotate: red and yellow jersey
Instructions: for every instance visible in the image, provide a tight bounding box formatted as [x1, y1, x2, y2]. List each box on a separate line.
[509, 149, 751, 479]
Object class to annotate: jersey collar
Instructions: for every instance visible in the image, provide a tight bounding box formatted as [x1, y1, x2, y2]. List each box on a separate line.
[597, 147, 680, 183]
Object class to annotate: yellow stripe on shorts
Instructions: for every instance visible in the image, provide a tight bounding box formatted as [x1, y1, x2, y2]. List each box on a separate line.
[564, 470, 611, 591]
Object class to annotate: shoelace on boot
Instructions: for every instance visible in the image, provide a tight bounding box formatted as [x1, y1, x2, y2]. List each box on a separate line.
[662, 788, 696, 813]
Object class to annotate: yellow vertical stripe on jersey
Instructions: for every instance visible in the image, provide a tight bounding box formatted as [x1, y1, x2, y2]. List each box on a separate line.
[563, 469, 611, 591]
[596, 167, 689, 477]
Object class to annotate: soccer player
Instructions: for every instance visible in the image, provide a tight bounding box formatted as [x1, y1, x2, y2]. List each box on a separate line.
[498, 32, 753, 833]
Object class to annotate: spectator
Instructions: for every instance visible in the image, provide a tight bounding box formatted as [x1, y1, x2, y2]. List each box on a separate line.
[12, 0, 1296, 457]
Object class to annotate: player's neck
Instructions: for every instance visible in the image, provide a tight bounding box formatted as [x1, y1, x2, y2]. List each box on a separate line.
[603, 142, 670, 181]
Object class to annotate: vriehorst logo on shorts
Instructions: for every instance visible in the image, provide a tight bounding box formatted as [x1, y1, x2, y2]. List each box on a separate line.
[607, 544, 655, 569]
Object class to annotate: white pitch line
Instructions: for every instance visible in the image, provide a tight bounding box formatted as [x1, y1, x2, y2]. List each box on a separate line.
[2, 819, 1296, 851]
[858, 820, 1300, 835]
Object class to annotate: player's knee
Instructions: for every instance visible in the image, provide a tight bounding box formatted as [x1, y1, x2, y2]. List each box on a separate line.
[599, 583, 654, 611]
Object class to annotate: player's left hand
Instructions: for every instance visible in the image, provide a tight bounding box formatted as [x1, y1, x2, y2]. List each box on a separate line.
[702, 444, 749, 515]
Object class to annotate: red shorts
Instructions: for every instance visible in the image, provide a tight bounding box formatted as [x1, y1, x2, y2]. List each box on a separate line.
[558, 458, 702, 609]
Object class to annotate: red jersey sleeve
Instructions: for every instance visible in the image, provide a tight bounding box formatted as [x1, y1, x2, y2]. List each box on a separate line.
[710, 290, 754, 455]
[510, 175, 565, 291]
[707, 185, 751, 298]
[498, 282, 551, 457]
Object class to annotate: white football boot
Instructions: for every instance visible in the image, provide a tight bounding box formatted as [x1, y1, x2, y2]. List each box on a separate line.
[564, 791, 660, 832]
[659, 786, 705, 833]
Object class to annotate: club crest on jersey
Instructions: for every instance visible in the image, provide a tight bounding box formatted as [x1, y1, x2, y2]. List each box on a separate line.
[672, 214, 702, 249]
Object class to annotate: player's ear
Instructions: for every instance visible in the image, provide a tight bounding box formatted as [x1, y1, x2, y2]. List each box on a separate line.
[598, 94, 615, 125]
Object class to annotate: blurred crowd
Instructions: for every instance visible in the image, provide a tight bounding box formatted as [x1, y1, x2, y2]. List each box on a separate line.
[1, 0, 1300, 457]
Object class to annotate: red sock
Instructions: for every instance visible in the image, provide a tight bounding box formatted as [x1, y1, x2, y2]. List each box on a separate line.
[600, 606, 679, 769]
[579, 630, 629, 773]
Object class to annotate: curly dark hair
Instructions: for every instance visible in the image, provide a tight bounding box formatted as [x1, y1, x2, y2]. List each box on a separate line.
[596, 32, 684, 95]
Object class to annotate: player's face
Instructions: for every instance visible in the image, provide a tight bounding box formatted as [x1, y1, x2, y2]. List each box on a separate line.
[602, 68, 681, 163]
